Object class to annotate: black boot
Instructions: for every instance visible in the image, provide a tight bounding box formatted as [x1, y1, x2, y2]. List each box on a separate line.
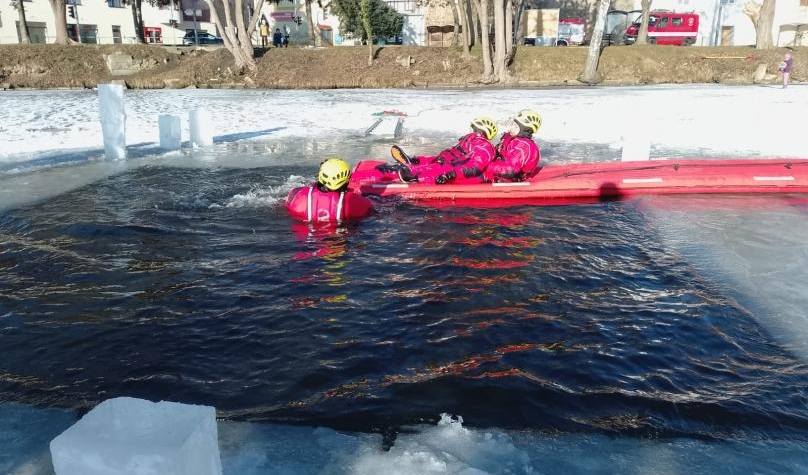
[376, 163, 402, 174]
[391, 145, 415, 165]
[398, 167, 418, 183]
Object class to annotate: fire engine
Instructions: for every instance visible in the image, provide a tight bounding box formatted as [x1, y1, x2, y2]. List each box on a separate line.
[556, 17, 586, 46]
[624, 11, 699, 46]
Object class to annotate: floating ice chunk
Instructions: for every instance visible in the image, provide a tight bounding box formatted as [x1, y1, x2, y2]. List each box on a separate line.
[620, 132, 651, 162]
[50, 397, 222, 475]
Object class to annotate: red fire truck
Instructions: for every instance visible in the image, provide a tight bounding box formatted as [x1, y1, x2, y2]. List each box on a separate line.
[624, 11, 699, 46]
[556, 17, 586, 46]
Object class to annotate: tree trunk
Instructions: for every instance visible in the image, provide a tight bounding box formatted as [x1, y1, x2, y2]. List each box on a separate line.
[206, 0, 257, 72]
[15, 0, 31, 43]
[305, 0, 323, 46]
[48, 0, 70, 44]
[470, 0, 479, 47]
[450, 0, 460, 46]
[513, 0, 525, 47]
[636, 0, 652, 45]
[580, 0, 610, 84]
[492, 0, 508, 82]
[476, 0, 493, 82]
[756, 0, 776, 49]
[504, 0, 518, 68]
[359, 0, 373, 65]
[457, 0, 472, 56]
[131, 0, 145, 43]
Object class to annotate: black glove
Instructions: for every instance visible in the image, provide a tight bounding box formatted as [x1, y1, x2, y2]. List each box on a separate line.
[435, 170, 456, 184]
[461, 166, 480, 178]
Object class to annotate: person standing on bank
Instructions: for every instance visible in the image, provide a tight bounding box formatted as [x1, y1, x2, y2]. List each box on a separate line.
[779, 49, 793, 88]
[259, 17, 270, 48]
[273, 28, 284, 48]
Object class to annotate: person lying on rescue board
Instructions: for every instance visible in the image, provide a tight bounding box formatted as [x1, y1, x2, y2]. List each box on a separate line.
[386, 116, 499, 184]
[482, 109, 542, 183]
[285, 158, 374, 223]
[379, 110, 542, 184]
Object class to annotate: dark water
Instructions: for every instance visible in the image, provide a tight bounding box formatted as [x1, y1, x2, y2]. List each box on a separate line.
[2, 163, 808, 444]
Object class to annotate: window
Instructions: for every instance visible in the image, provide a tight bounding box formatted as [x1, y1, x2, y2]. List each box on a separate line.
[112, 25, 121, 43]
[657, 17, 669, 28]
[107, 0, 124, 7]
[17, 21, 48, 43]
[80, 24, 97, 43]
[672, 17, 683, 27]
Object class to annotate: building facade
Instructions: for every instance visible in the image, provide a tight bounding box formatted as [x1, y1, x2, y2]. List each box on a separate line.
[612, 0, 808, 46]
[0, 0, 218, 45]
[2, 0, 805, 47]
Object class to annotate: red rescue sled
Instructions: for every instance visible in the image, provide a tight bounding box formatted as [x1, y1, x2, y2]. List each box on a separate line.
[349, 158, 808, 207]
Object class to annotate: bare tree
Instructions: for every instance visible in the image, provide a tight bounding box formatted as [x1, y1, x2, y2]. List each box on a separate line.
[12, 0, 32, 43]
[580, 0, 610, 84]
[305, 0, 325, 46]
[491, 0, 508, 81]
[635, 0, 652, 45]
[473, 0, 520, 83]
[359, 0, 373, 65]
[48, 0, 70, 44]
[743, 0, 776, 49]
[448, 0, 460, 45]
[454, 0, 472, 55]
[205, 0, 266, 72]
[756, 0, 776, 48]
[128, 0, 146, 43]
[475, 0, 493, 82]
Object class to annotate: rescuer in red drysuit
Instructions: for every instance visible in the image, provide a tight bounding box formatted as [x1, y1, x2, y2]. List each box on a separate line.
[285, 158, 373, 223]
[391, 116, 498, 185]
[482, 109, 542, 183]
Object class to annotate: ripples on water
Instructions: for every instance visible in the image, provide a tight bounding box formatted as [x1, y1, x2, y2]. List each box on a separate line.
[1, 159, 808, 445]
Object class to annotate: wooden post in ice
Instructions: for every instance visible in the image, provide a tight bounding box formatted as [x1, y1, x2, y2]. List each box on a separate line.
[159, 114, 182, 150]
[189, 109, 213, 147]
[98, 84, 127, 160]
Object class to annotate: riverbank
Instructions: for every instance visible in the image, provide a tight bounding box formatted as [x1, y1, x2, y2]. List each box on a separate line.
[0, 43, 802, 89]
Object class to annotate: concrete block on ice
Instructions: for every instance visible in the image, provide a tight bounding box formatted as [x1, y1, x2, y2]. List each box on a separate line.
[50, 397, 222, 475]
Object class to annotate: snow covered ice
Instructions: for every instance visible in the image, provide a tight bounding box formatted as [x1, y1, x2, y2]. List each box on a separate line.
[49, 397, 221, 475]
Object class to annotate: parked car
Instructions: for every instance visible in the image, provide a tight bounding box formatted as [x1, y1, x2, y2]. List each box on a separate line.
[375, 35, 403, 45]
[182, 31, 224, 46]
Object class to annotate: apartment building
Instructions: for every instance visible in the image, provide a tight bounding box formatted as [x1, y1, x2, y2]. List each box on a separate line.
[0, 0, 216, 45]
[1, 0, 430, 46]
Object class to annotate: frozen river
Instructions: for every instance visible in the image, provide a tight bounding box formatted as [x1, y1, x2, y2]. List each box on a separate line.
[2, 85, 808, 475]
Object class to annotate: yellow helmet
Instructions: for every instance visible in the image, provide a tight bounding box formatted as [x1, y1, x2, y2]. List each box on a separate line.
[318, 158, 351, 191]
[513, 109, 542, 135]
[470, 116, 498, 141]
